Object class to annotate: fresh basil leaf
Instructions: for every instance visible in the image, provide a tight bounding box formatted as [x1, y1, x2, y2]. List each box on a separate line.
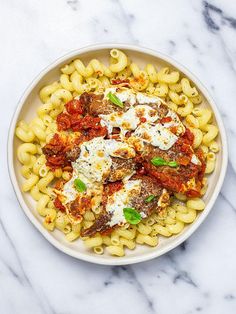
[168, 161, 178, 168]
[145, 195, 156, 203]
[151, 157, 178, 168]
[151, 157, 167, 166]
[74, 178, 87, 192]
[107, 92, 124, 108]
[123, 207, 141, 225]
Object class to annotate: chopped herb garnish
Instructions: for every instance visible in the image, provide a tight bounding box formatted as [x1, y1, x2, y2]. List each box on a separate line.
[145, 195, 156, 203]
[151, 157, 167, 166]
[74, 178, 87, 192]
[151, 157, 178, 168]
[167, 161, 178, 168]
[123, 207, 141, 225]
[107, 92, 124, 108]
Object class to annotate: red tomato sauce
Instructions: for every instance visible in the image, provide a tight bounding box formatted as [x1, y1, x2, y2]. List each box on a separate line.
[54, 196, 66, 212]
[43, 95, 206, 199]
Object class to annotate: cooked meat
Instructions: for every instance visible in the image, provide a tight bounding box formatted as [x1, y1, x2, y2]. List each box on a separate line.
[78, 92, 114, 116]
[158, 103, 169, 118]
[67, 196, 91, 223]
[79, 92, 133, 116]
[89, 98, 118, 116]
[79, 92, 169, 118]
[81, 175, 169, 237]
[65, 146, 81, 162]
[140, 132, 206, 196]
[55, 88, 206, 239]
[42, 134, 69, 169]
[81, 213, 111, 237]
[131, 175, 169, 216]
[108, 157, 136, 182]
[81, 182, 123, 237]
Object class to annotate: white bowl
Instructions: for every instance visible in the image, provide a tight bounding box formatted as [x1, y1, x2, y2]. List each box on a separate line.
[8, 44, 228, 265]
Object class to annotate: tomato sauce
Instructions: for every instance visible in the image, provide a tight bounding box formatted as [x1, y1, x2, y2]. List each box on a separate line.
[65, 99, 84, 115]
[54, 196, 66, 212]
[44, 94, 206, 199]
[57, 113, 71, 131]
[69, 196, 91, 218]
[111, 78, 130, 86]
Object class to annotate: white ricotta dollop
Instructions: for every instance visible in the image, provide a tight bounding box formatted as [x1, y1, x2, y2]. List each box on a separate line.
[61, 171, 102, 205]
[100, 105, 159, 136]
[104, 87, 162, 107]
[133, 122, 178, 150]
[61, 170, 79, 204]
[61, 137, 136, 209]
[191, 154, 201, 165]
[136, 92, 161, 105]
[106, 180, 141, 227]
[100, 88, 162, 136]
[73, 137, 112, 183]
[162, 110, 185, 136]
[72, 137, 135, 183]
[100, 107, 140, 136]
[104, 87, 136, 106]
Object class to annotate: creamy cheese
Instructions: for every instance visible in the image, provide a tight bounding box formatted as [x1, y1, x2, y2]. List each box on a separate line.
[136, 92, 161, 105]
[133, 122, 178, 150]
[61, 170, 103, 223]
[61, 136, 136, 209]
[100, 105, 159, 136]
[100, 88, 163, 136]
[157, 189, 169, 208]
[191, 154, 201, 165]
[135, 105, 159, 122]
[61, 171, 78, 204]
[106, 180, 141, 227]
[61, 170, 102, 206]
[100, 107, 139, 136]
[104, 87, 136, 106]
[73, 137, 112, 183]
[105, 139, 136, 159]
[104, 87, 162, 106]
[162, 110, 185, 136]
[140, 212, 147, 218]
[71, 137, 135, 183]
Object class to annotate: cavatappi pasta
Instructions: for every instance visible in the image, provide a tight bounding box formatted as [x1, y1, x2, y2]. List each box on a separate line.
[15, 49, 219, 257]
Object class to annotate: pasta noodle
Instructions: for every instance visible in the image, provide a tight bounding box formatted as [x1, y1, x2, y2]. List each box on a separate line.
[15, 49, 219, 257]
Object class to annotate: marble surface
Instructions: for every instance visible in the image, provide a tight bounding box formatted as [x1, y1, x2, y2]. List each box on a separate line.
[1, 0, 236, 313]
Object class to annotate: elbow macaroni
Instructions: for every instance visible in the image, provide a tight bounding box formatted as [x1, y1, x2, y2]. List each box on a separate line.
[15, 49, 219, 257]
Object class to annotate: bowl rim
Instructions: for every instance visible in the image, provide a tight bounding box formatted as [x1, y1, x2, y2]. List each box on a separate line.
[7, 43, 228, 265]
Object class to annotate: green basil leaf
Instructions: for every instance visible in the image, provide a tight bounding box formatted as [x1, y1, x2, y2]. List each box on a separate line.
[74, 178, 87, 192]
[151, 157, 167, 166]
[145, 195, 156, 203]
[151, 157, 178, 168]
[107, 92, 124, 108]
[168, 161, 178, 168]
[123, 207, 141, 225]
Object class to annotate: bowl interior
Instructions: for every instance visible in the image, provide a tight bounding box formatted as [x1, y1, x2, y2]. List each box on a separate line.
[10, 46, 226, 265]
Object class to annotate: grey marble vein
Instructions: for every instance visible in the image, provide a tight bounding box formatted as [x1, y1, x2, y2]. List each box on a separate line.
[202, 1, 236, 32]
[113, 266, 156, 313]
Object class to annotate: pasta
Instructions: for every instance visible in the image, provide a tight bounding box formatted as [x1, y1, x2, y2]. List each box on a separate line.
[15, 49, 219, 257]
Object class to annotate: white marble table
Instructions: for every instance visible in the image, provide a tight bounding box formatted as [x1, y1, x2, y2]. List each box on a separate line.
[1, 0, 236, 313]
